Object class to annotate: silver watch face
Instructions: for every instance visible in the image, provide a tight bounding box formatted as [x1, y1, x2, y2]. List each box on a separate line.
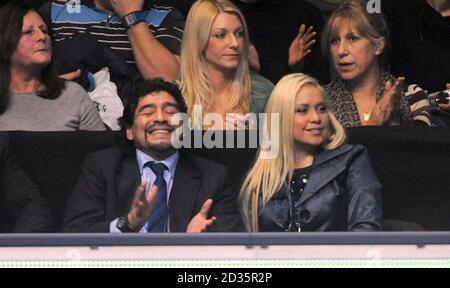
[124, 13, 137, 26]
[117, 216, 129, 229]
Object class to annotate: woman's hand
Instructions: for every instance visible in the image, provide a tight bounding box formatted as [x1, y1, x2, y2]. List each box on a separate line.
[225, 112, 252, 130]
[288, 24, 316, 70]
[367, 77, 405, 125]
[248, 42, 261, 73]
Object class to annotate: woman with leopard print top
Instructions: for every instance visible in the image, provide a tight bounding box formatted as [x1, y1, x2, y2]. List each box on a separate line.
[321, 0, 411, 127]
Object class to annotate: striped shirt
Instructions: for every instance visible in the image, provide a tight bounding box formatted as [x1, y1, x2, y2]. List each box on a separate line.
[46, 0, 184, 66]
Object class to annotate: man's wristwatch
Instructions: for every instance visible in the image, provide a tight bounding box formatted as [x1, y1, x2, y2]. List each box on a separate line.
[116, 215, 136, 233]
[122, 11, 146, 30]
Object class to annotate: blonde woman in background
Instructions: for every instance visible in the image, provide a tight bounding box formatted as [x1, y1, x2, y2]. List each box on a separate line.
[322, 0, 410, 127]
[240, 73, 382, 232]
[180, 0, 273, 129]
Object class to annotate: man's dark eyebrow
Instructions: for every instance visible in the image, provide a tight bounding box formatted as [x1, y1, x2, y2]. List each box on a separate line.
[136, 102, 179, 113]
[136, 103, 155, 113]
[162, 102, 179, 110]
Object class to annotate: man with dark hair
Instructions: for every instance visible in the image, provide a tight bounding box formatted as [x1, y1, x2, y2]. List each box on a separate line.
[0, 133, 53, 233]
[63, 78, 242, 233]
[36, 0, 184, 128]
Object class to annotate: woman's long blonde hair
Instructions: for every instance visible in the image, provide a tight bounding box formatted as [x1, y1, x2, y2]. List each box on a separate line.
[180, 0, 251, 127]
[239, 73, 346, 232]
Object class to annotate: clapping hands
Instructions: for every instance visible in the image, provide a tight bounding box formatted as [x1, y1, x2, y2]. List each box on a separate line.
[186, 199, 217, 232]
[126, 181, 159, 231]
[366, 77, 405, 125]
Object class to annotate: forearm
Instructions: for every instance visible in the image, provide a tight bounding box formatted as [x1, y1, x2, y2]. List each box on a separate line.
[3, 147, 53, 232]
[63, 219, 111, 233]
[127, 23, 180, 80]
[290, 61, 305, 73]
[7, 183, 53, 233]
[62, 155, 110, 233]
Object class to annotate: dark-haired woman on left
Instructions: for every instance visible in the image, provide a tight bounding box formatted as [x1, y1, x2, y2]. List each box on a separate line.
[0, 2, 105, 131]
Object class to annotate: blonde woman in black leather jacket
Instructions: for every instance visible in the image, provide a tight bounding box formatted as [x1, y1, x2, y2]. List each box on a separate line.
[239, 73, 383, 232]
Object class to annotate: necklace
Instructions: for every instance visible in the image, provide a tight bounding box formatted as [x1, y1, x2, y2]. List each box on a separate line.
[354, 91, 377, 123]
[362, 111, 371, 122]
[356, 102, 375, 123]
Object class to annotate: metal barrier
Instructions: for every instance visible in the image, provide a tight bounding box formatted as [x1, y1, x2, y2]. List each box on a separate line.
[1, 232, 450, 267]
